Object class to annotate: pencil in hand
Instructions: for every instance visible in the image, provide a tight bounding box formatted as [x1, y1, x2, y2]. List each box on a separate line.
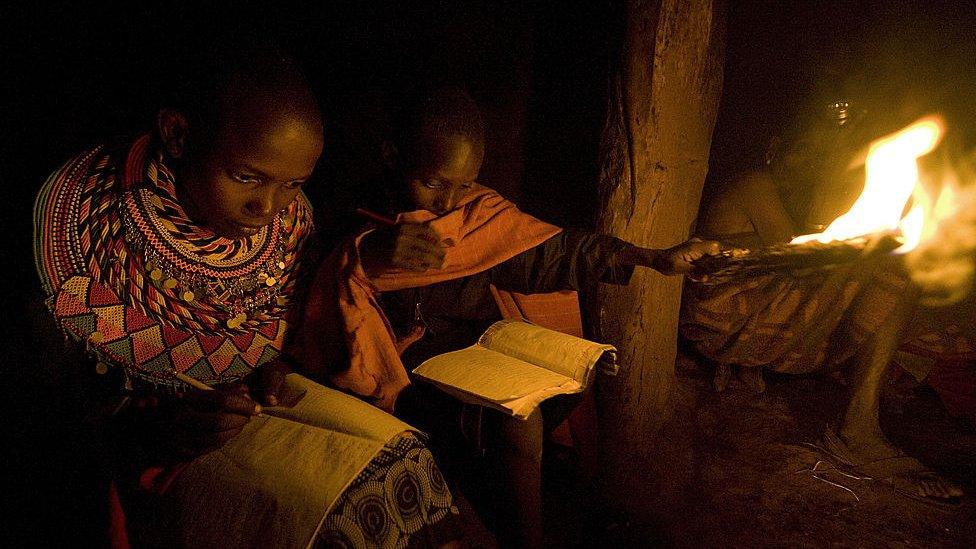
[355, 208, 397, 226]
[173, 371, 214, 391]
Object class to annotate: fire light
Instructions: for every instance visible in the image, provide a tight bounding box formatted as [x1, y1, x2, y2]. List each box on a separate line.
[784, 115, 976, 305]
[790, 116, 945, 248]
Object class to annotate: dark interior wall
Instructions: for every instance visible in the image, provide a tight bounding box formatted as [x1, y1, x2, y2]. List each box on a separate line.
[295, 2, 619, 232]
[7, 1, 975, 289]
[3, 1, 617, 292]
[5, 1, 975, 543]
[520, 3, 620, 230]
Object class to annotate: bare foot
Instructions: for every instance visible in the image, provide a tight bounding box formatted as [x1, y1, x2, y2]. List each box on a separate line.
[824, 427, 963, 502]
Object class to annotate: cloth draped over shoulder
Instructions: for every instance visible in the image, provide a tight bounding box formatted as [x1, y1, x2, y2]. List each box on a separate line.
[291, 184, 562, 410]
[33, 134, 312, 388]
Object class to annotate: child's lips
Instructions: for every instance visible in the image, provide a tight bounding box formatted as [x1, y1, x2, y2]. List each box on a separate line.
[224, 221, 265, 237]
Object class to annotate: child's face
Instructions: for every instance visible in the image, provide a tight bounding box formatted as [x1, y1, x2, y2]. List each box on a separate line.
[403, 134, 483, 216]
[179, 116, 322, 239]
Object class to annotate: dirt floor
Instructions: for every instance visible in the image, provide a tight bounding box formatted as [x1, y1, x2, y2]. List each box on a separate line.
[532, 366, 976, 548]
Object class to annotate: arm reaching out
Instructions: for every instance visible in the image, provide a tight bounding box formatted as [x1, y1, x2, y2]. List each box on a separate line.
[616, 239, 722, 276]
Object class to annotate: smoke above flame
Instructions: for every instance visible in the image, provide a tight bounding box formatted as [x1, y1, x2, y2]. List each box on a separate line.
[903, 172, 976, 305]
[790, 116, 976, 305]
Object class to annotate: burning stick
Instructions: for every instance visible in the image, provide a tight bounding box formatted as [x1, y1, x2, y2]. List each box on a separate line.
[692, 233, 903, 284]
[694, 117, 961, 289]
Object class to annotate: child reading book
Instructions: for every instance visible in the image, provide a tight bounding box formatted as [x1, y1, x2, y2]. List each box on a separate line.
[292, 85, 719, 547]
[31, 44, 461, 548]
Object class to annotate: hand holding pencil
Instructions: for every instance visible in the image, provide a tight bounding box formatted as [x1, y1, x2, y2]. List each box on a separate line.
[124, 375, 262, 462]
[356, 208, 446, 274]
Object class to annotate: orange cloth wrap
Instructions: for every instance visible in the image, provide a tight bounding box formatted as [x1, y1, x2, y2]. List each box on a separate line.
[293, 185, 562, 410]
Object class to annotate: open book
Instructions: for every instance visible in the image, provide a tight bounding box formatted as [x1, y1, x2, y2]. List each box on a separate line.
[411, 319, 617, 419]
[173, 374, 421, 548]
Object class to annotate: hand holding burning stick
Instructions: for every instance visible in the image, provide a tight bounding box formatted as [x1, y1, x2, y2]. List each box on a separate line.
[617, 238, 723, 276]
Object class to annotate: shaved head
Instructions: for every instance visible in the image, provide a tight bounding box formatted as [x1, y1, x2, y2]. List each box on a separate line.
[384, 86, 486, 215]
[183, 50, 323, 157]
[157, 41, 324, 238]
[394, 86, 485, 175]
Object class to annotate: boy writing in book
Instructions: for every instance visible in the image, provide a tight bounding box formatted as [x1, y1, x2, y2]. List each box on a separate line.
[292, 86, 719, 547]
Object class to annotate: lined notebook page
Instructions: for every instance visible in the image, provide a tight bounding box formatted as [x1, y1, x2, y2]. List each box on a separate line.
[478, 320, 615, 382]
[412, 346, 572, 402]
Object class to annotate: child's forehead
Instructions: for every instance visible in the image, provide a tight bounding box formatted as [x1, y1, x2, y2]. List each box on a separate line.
[208, 85, 322, 145]
[200, 103, 322, 181]
[410, 132, 482, 164]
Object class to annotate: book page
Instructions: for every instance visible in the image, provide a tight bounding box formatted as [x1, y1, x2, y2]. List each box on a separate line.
[176, 375, 418, 548]
[416, 372, 583, 420]
[478, 319, 616, 382]
[412, 345, 574, 402]
[506, 378, 583, 418]
[264, 374, 412, 443]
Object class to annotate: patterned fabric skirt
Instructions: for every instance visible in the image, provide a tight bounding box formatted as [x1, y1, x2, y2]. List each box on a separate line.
[680, 259, 976, 375]
[315, 435, 460, 548]
[680, 262, 904, 373]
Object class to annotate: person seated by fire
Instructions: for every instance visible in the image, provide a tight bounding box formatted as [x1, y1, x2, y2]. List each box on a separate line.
[680, 90, 976, 504]
[289, 85, 720, 547]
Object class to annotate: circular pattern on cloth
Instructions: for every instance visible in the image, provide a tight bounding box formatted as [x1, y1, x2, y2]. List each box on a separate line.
[315, 513, 368, 549]
[416, 445, 453, 509]
[382, 458, 426, 533]
[388, 463, 421, 515]
[352, 486, 394, 546]
[314, 435, 460, 548]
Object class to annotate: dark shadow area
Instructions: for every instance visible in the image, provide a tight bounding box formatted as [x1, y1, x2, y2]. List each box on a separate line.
[707, 0, 976, 197]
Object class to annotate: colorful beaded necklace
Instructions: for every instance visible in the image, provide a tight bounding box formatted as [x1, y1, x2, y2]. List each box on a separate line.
[34, 135, 312, 388]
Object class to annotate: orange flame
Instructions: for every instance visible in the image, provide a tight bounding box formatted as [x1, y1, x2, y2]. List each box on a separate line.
[786, 115, 976, 305]
[790, 116, 945, 249]
[903, 172, 976, 305]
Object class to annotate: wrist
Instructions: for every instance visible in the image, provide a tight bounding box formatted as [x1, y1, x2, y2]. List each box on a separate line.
[615, 244, 642, 266]
[616, 245, 668, 272]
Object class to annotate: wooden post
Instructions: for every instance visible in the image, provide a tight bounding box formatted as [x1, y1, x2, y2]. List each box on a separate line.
[595, 0, 726, 507]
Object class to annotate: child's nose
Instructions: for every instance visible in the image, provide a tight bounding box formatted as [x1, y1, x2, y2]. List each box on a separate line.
[245, 191, 275, 218]
[435, 195, 456, 213]
[435, 188, 465, 214]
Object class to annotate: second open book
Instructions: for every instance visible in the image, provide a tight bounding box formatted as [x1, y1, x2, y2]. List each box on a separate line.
[412, 319, 617, 420]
